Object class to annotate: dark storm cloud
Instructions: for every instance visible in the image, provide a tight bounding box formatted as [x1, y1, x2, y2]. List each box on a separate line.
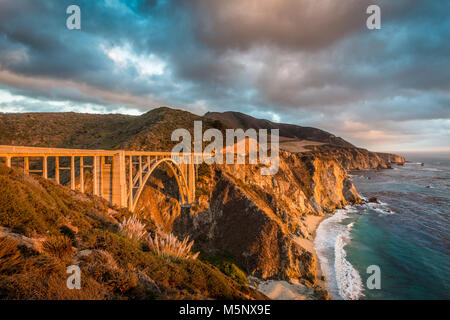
[0, 0, 448, 151]
[185, 0, 408, 51]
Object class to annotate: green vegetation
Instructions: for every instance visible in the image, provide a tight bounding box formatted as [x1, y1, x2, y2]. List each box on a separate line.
[200, 252, 248, 286]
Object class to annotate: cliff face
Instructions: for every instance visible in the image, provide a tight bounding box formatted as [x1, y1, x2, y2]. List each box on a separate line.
[308, 145, 405, 170]
[376, 152, 406, 165]
[140, 151, 361, 285]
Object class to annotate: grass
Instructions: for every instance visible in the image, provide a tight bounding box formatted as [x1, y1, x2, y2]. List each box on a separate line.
[0, 237, 24, 274]
[42, 236, 74, 261]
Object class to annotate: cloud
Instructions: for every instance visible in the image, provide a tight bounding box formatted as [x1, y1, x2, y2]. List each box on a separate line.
[187, 0, 394, 51]
[0, 0, 448, 152]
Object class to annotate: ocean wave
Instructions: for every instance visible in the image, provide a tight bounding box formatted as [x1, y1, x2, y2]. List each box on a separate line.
[421, 168, 443, 172]
[334, 223, 364, 300]
[314, 207, 364, 300]
[366, 203, 394, 215]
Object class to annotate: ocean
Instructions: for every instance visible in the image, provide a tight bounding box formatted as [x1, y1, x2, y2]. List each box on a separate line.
[315, 153, 450, 300]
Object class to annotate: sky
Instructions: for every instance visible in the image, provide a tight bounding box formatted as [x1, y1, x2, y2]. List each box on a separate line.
[0, 0, 449, 153]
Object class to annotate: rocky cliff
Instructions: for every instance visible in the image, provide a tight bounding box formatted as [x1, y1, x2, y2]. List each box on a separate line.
[307, 145, 405, 170]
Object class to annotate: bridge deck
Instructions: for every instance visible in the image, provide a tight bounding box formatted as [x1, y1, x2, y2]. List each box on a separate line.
[0, 145, 201, 157]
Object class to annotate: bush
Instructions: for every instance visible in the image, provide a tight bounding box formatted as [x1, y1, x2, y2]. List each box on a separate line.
[196, 187, 209, 197]
[197, 163, 211, 178]
[200, 252, 248, 286]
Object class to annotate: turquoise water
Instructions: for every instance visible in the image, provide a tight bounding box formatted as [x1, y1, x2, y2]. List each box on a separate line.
[315, 154, 450, 300]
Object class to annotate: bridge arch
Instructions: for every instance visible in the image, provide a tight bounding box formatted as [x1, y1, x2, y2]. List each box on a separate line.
[129, 157, 190, 212]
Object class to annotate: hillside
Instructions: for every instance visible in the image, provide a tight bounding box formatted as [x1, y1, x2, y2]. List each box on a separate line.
[204, 111, 405, 166]
[0, 164, 264, 300]
[0, 107, 224, 151]
[204, 111, 355, 148]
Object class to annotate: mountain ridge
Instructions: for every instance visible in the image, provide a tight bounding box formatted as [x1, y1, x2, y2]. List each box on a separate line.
[204, 110, 355, 148]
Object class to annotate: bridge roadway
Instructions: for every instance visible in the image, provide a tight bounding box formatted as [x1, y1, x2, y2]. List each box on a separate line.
[0, 145, 197, 212]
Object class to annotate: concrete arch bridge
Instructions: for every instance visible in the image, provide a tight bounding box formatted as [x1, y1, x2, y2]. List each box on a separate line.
[0, 145, 197, 212]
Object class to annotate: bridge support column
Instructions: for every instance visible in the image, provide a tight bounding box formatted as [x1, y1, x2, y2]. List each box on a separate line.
[80, 156, 84, 193]
[112, 151, 127, 208]
[5, 156, 11, 168]
[24, 157, 29, 175]
[93, 156, 99, 196]
[101, 156, 109, 202]
[71, 156, 75, 190]
[55, 157, 60, 184]
[139, 155, 142, 186]
[128, 156, 133, 209]
[43, 156, 48, 179]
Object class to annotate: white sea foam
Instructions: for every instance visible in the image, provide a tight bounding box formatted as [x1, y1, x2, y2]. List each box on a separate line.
[367, 203, 394, 215]
[334, 223, 364, 300]
[374, 207, 394, 215]
[421, 168, 443, 172]
[314, 207, 364, 300]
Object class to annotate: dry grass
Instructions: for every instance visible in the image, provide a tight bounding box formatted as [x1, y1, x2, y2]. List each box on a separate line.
[42, 236, 73, 261]
[118, 215, 147, 240]
[146, 233, 199, 260]
[0, 237, 24, 274]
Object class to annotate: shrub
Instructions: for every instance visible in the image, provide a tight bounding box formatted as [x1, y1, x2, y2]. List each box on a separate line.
[197, 163, 211, 178]
[200, 252, 248, 286]
[118, 215, 147, 240]
[196, 187, 209, 197]
[146, 233, 199, 260]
